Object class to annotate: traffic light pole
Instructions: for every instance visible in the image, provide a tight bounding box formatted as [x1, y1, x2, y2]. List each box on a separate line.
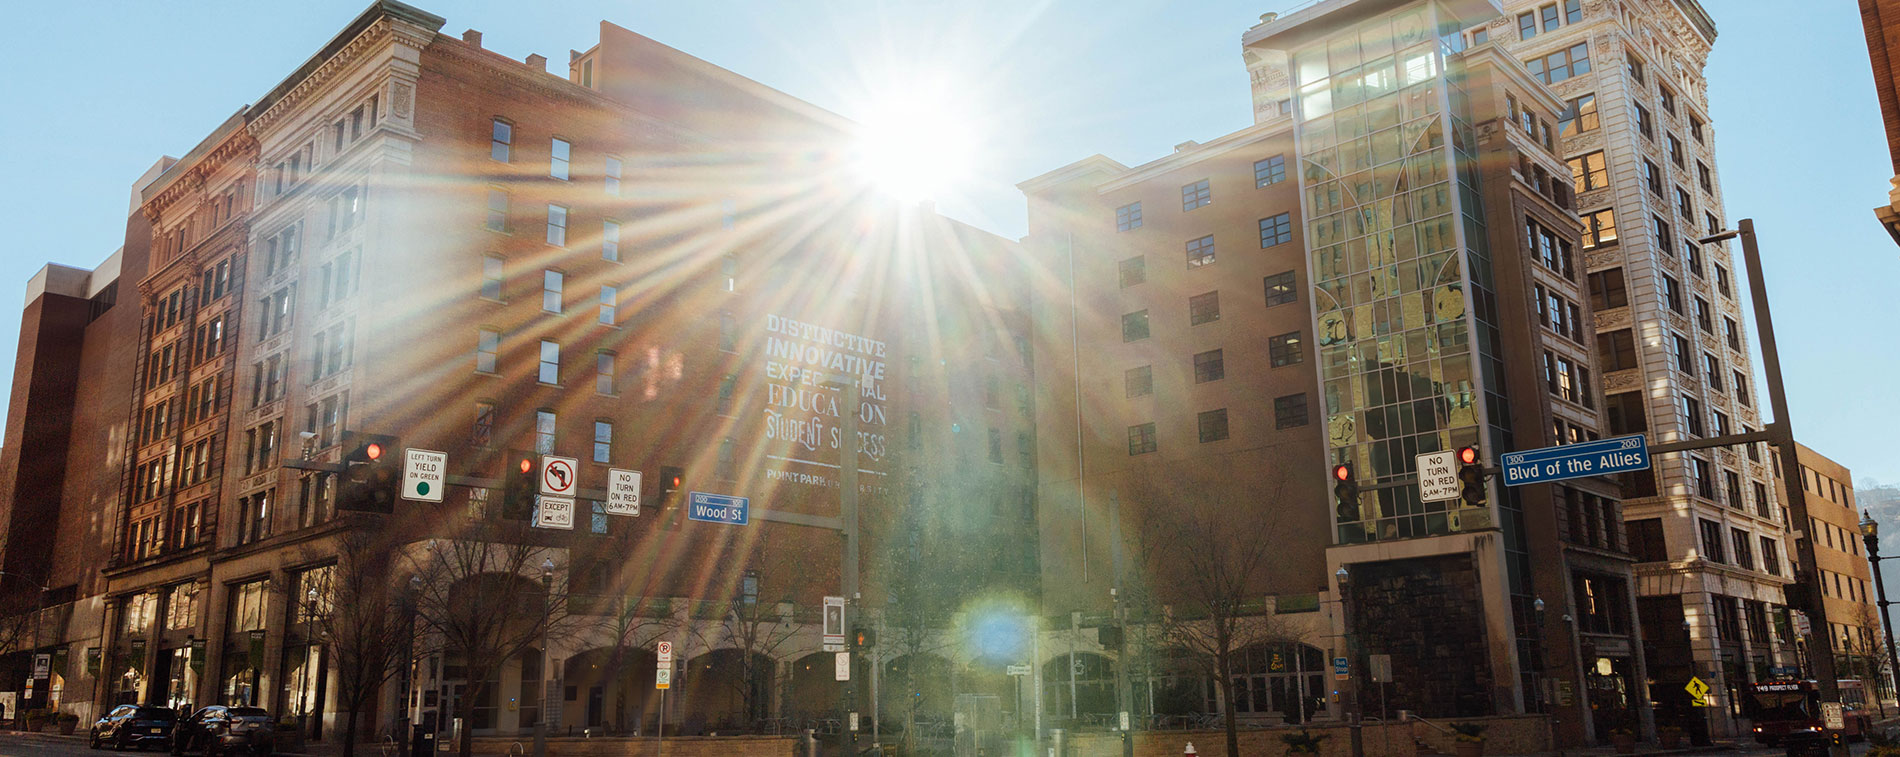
[839, 378, 862, 756]
[1724, 219, 1846, 756]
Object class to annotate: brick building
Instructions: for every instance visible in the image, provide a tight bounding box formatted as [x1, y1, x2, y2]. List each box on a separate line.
[0, 1, 1036, 747]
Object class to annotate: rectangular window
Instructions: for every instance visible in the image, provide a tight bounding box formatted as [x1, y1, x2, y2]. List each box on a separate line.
[1115, 202, 1142, 231]
[535, 410, 556, 455]
[598, 285, 618, 325]
[1693, 457, 1715, 499]
[1694, 296, 1713, 331]
[1127, 422, 1156, 455]
[1581, 207, 1617, 250]
[1519, 11, 1537, 39]
[1588, 268, 1627, 310]
[1568, 151, 1608, 192]
[1565, 0, 1582, 23]
[1659, 84, 1677, 115]
[1691, 115, 1705, 143]
[1560, 94, 1598, 137]
[550, 138, 570, 180]
[1599, 329, 1637, 372]
[546, 205, 568, 246]
[1683, 395, 1705, 436]
[1634, 103, 1653, 141]
[1259, 212, 1293, 247]
[1186, 235, 1216, 267]
[1700, 518, 1726, 563]
[593, 421, 612, 463]
[1193, 349, 1224, 383]
[490, 119, 512, 162]
[1606, 391, 1646, 435]
[1627, 52, 1645, 85]
[472, 401, 495, 447]
[1197, 409, 1229, 443]
[1627, 518, 1666, 561]
[602, 221, 620, 262]
[1189, 291, 1220, 325]
[1122, 310, 1149, 342]
[1125, 366, 1152, 398]
[1269, 331, 1303, 367]
[486, 188, 509, 232]
[1263, 271, 1297, 306]
[1735, 372, 1751, 406]
[538, 340, 560, 384]
[481, 255, 503, 300]
[1664, 275, 1683, 314]
[1274, 393, 1308, 429]
[720, 311, 737, 351]
[1677, 187, 1693, 219]
[1705, 354, 1724, 391]
[542, 270, 563, 313]
[1761, 536, 1781, 575]
[1181, 179, 1211, 211]
[1119, 256, 1146, 288]
[1725, 317, 1741, 351]
[1672, 333, 1693, 374]
[1724, 469, 1744, 510]
[476, 329, 499, 373]
[1642, 160, 1663, 196]
[1526, 43, 1590, 84]
[1254, 155, 1287, 187]
[604, 156, 622, 196]
[988, 428, 1004, 463]
[597, 352, 616, 395]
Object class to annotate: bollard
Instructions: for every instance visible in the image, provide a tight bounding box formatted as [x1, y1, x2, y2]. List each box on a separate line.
[1183, 742, 1198, 755]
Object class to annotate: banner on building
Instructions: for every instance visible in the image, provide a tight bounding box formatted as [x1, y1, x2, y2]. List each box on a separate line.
[190, 639, 207, 674]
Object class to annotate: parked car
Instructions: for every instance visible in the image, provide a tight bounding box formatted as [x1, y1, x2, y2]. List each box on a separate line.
[171, 706, 274, 756]
[89, 704, 178, 751]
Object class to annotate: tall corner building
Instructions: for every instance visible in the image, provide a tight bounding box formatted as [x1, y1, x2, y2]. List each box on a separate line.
[1490, 0, 1791, 738]
[0, 0, 1041, 745]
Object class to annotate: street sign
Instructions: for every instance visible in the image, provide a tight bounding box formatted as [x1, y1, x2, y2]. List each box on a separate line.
[402, 448, 447, 503]
[823, 596, 846, 647]
[1770, 665, 1799, 678]
[656, 641, 673, 665]
[1823, 701, 1845, 730]
[1685, 676, 1710, 707]
[534, 496, 575, 530]
[540, 455, 579, 496]
[606, 469, 641, 516]
[1369, 654, 1392, 683]
[1500, 434, 1650, 486]
[33, 653, 49, 679]
[655, 667, 671, 690]
[685, 491, 749, 525]
[1119, 712, 1130, 731]
[1006, 664, 1032, 677]
[848, 712, 859, 732]
[1794, 612, 1813, 637]
[1416, 451, 1460, 502]
[835, 651, 851, 682]
[1332, 656, 1349, 681]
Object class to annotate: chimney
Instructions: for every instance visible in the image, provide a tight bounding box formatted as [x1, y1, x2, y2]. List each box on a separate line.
[526, 53, 547, 72]
[570, 49, 582, 64]
[462, 29, 482, 47]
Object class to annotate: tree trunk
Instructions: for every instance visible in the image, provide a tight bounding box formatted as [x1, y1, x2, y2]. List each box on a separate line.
[342, 708, 360, 757]
[1216, 649, 1239, 757]
[456, 682, 481, 757]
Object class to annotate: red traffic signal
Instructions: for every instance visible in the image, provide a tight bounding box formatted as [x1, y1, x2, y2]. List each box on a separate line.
[1333, 464, 1352, 482]
[1457, 447, 1487, 507]
[365, 442, 384, 461]
[1458, 446, 1479, 465]
[518, 456, 533, 474]
[1332, 463, 1359, 523]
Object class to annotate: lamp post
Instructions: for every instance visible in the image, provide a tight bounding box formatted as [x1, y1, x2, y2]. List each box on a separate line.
[1336, 566, 1363, 757]
[301, 586, 318, 735]
[1859, 512, 1900, 712]
[533, 558, 554, 757]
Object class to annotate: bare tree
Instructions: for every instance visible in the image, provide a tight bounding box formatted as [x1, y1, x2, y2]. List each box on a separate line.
[715, 589, 799, 729]
[405, 531, 573, 757]
[297, 521, 415, 757]
[585, 593, 677, 733]
[1848, 603, 1892, 716]
[1142, 489, 1289, 757]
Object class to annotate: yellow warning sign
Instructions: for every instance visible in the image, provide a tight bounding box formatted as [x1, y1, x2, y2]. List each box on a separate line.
[1685, 676, 1710, 707]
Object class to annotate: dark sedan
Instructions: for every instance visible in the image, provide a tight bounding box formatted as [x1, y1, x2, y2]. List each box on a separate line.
[89, 704, 179, 751]
[171, 706, 274, 757]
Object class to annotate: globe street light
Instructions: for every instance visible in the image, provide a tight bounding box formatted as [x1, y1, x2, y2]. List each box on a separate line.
[1859, 512, 1900, 709]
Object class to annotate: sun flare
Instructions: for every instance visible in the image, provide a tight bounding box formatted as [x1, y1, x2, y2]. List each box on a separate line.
[853, 86, 979, 203]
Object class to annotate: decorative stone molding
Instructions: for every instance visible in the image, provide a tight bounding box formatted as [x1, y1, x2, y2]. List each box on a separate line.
[249, 18, 396, 135]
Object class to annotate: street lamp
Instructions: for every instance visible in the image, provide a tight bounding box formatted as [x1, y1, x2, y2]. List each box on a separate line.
[1859, 512, 1900, 711]
[533, 558, 554, 757]
[1335, 566, 1363, 757]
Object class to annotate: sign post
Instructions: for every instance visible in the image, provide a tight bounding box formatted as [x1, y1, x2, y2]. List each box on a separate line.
[402, 449, 447, 502]
[655, 642, 673, 757]
[1685, 676, 1710, 707]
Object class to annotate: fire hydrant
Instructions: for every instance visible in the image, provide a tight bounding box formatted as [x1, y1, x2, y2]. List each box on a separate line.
[1183, 743, 1197, 755]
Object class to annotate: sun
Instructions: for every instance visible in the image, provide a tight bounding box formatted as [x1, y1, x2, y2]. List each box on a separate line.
[852, 85, 979, 203]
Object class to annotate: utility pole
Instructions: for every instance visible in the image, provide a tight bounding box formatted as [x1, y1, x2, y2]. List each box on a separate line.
[841, 378, 861, 756]
[1111, 492, 1132, 757]
[1704, 218, 1846, 756]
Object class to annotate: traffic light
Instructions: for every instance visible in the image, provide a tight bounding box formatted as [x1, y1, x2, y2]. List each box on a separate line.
[658, 466, 684, 529]
[852, 626, 876, 651]
[1332, 464, 1358, 522]
[1457, 446, 1487, 507]
[501, 451, 536, 520]
[337, 432, 400, 513]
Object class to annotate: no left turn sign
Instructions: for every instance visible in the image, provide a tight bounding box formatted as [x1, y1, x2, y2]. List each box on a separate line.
[540, 455, 578, 496]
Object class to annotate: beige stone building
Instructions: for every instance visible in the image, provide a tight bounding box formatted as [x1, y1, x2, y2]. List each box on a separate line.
[1779, 443, 1887, 698]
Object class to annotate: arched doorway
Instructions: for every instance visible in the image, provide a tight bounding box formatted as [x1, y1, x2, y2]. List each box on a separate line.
[787, 651, 844, 727]
[561, 646, 657, 734]
[680, 648, 774, 734]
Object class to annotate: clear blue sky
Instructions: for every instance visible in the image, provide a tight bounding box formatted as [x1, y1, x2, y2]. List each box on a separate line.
[1, 1, 1894, 482]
